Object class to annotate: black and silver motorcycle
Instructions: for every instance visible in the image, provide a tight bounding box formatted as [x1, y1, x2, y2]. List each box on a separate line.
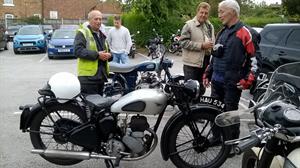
[168, 29, 182, 54]
[215, 62, 300, 168]
[20, 65, 232, 168]
[128, 31, 140, 59]
[146, 28, 166, 59]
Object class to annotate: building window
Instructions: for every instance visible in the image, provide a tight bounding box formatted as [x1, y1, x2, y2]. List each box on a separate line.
[5, 14, 14, 28]
[50, 11, 58, 19]
[3, 0, 14, 6]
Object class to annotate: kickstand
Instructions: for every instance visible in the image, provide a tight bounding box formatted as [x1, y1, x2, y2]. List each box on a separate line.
[104, 159, 114, 168]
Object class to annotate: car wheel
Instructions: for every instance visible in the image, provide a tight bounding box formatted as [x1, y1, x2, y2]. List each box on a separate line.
[4, 43, 8, 50]
[14, 48, 19, 54]
[48, 55, 53, 59]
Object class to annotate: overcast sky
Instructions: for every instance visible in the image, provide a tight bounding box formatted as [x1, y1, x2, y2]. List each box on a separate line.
[253, 0, 282, 5]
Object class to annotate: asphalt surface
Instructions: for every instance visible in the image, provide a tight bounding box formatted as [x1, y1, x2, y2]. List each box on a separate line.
[0, 43, 253, 168]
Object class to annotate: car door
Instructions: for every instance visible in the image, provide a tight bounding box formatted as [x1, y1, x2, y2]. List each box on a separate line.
[276, 28, 300, 64]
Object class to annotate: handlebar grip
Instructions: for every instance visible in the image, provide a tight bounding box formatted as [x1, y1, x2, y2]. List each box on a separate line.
[235, 135, 260, 155]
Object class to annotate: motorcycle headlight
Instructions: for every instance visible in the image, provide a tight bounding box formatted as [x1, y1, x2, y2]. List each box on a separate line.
[184, 80, 200, 100]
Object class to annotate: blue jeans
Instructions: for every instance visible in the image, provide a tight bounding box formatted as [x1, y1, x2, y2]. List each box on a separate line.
[112, 52, 129, 64]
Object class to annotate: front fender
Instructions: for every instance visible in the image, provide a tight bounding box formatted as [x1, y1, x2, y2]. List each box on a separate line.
[160, 104, 223, 161]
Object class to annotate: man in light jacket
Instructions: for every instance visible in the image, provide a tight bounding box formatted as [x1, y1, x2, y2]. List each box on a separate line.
[180, 2, 215, 95]
[107, 15, 132, 64]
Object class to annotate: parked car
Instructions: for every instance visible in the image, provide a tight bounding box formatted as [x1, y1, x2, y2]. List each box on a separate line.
[47, 29, 76, 59]
[13, 25, 47, 54]
[259, 23, 300, 73]
[59, 24, 79, 30]
[0, 24, 8, 50]
[6, 25, 21, 41]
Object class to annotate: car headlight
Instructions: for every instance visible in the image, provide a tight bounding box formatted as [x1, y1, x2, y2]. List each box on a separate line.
[48, 43, 55, 48]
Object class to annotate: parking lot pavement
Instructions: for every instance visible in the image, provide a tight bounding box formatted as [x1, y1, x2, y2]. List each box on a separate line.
[0, 46, 251, 168]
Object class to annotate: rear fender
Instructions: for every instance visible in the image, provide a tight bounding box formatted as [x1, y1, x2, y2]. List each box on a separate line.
[160, 104, 223, 161]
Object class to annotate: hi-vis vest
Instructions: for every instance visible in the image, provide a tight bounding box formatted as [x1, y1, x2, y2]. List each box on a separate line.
[77, 25, 109, 76]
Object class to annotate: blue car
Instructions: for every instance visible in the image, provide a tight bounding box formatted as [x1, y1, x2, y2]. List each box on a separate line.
[47, 29, 76, 59]
[13, 25, 47, 54]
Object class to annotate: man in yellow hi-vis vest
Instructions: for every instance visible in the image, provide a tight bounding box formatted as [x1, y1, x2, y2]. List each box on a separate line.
[74, 10, 111, 95]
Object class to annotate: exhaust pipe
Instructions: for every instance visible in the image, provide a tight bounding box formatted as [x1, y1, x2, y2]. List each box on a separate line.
[31, 149, 117, 160]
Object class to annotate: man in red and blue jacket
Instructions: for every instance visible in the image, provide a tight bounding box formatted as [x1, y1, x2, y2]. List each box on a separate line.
[203, 0, 258, 139]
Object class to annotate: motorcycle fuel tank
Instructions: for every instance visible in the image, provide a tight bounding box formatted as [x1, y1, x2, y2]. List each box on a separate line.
[111, 89, 168, 115]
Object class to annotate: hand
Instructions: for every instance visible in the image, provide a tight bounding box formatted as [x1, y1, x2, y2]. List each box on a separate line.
[202, 73, 211, 88]
[237, 72, 255, 90]
[202, 41, 214, 50]
[98, 52, 111, 61]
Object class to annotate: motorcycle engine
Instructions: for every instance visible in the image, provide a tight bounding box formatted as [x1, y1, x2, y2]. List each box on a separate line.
[122, 115, 150, 155]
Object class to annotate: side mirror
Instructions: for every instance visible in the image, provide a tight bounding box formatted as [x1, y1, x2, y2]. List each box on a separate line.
[43, 32, 47, 35]
[14, 32, 17, 35]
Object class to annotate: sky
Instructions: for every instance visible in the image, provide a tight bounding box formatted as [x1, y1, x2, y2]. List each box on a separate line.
[253, 0, 282, 5]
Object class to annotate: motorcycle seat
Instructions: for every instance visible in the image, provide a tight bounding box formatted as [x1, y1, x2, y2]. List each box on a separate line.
[109, 62, 137, 73]
[85, 94, 116, 109]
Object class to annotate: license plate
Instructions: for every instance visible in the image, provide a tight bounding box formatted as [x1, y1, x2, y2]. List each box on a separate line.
[58, 49, 70, 52]
[23, 43, 33, 46]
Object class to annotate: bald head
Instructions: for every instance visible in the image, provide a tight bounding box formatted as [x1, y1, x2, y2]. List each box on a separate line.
[88, 10, 102, 31]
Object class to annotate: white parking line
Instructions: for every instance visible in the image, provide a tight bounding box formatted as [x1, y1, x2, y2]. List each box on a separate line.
[39, 54, 47, 63]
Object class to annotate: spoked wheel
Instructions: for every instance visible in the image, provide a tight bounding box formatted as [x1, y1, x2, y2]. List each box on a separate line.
[30, 103, 88, 165]
[168, 111, 231, 168]
[103, 74, 126, 99]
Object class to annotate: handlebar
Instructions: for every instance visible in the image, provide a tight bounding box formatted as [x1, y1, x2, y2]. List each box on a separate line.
[235, 134, 260, 155]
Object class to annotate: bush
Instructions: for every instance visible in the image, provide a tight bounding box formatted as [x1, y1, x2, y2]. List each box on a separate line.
[23, 16, 42, 24]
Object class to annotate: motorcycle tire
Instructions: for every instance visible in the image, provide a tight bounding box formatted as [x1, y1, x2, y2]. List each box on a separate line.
[241, 149, 258, 168]
[103, 74, 126, 99]
[168, 111, 231, 168]
[30, 103, 88, 166]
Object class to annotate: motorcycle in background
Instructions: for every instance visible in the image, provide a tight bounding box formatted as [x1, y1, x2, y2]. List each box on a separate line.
[103, 51, 173, 98]
[146, 28, 166, 59]
[168, 29, 182, 54]
[215, 62, 300, 168]
[128, 31, 140, 59]
[19, 58, 232, 167]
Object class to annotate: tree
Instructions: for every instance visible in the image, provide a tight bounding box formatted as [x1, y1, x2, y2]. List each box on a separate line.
[282, 0, 300, 16]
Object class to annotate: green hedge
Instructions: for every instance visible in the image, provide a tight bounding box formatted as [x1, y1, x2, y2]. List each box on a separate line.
[121, 12, 287, 47]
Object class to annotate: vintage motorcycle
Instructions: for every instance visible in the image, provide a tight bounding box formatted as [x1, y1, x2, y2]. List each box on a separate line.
[19, 68, 233, 168]
[146, 28, 166, 59]
[168, 29, 182, 54]
[103, 51, 173, 98]
[215, 62, 300, 168]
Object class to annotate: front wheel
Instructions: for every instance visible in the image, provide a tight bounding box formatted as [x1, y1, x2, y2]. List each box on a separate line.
[168, 111, 231, 168]
[30, 103, 87, 166]
[241, 149, 258, 168]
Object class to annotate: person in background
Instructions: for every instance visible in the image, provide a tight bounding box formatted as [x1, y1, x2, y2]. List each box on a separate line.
[180, 2, 215, 96]
[203, 0, 258, 141]
[74, 10, 111, 95]
[107, 15, 132, 64]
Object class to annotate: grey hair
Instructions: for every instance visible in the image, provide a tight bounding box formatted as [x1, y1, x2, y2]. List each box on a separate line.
[219, 0, 240, 17]
[87, 10, 102, 20]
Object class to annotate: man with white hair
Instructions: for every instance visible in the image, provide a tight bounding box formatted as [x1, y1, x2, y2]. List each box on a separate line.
[203, 0, 258, 140]
[74, 10, 112, 95]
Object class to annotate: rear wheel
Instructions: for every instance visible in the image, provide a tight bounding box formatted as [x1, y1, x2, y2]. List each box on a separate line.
[4, 43, 8, 50]
[30, 103, 87, 165]
[14, 48, 19, 54]
[168, 111, 231, 168]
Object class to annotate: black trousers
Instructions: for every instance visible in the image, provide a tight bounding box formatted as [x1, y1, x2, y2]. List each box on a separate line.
[79, 77, 104, 95]
[211, 80, 242, 139]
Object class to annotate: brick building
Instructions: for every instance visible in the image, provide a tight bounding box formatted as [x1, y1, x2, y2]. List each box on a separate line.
[1, 0, 122, 26]
[1, 0, 42, 20]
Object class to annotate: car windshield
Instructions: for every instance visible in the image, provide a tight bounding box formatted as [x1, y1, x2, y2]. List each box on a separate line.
[18, 27, 42, 35]
[52, 29, 76, 39]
